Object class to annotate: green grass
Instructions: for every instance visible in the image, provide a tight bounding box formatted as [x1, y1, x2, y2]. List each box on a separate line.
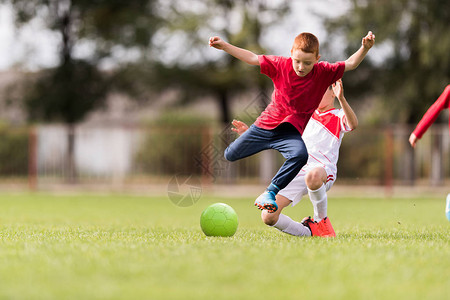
[0, 192, 449, 300]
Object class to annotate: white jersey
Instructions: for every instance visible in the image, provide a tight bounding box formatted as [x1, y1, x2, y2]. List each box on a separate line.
[279, 108, 352, 205]
[302, 108, 352, 176]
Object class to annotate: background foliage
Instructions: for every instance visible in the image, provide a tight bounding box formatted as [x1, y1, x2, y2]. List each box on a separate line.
[322, 0, 450, 124]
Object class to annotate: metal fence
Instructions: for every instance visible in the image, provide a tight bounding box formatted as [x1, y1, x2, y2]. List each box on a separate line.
[1, 123, 449, 189]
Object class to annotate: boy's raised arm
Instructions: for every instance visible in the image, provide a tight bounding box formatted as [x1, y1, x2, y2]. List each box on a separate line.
[209, 36, 260, 66]
[333, 79, 358, 130]
[344, 31, 375, 72]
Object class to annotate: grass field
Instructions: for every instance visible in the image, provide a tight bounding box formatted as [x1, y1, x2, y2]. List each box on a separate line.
[0, 192, 449, 300]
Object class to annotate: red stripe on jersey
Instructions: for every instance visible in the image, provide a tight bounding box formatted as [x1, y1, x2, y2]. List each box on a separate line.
[311, 110, 342, 139]
[308, 154, 326, 168]
[319, 150, 332, 163]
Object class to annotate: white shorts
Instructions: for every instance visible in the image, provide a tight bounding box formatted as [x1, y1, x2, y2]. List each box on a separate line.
[278, 164, 336, 207]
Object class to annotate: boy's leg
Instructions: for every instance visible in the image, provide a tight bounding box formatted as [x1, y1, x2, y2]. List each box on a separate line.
[224, 124, 279, 212]
[305, 167, 328, 222]
[305, 167, 336, 237]
[255, 124, 308, 213]
[224, 125, 272, 162]
[261, 194, 311, 237]
[270, 124, 308, 191]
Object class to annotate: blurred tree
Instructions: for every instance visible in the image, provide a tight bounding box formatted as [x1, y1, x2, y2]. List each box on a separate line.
[129, 0, 290, 126]
[323, 0, 450, 124]
[3, 0, 161, 182]
[4, 0, 293, 182]
[322, 0, 450, 185]
[115, 0, 290, 183]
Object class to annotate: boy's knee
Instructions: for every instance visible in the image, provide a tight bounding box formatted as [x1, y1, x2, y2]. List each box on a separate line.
[291, 148, 308, 166]
[299, 153, 308, 166]
[261, 210, 278, 226]
[224, 148, 237, 162]
[305, 169, 325, 189]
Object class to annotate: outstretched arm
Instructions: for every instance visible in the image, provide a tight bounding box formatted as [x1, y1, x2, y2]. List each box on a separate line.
[333, 79, 358, 130]
[209, 36, 260, 66]
[409, 85, 450, 148]
[344, 31, 375, 72]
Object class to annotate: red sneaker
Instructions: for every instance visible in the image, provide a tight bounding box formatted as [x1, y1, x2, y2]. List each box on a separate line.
[301, 216, 319, 236]
[316, 217, 336, 237]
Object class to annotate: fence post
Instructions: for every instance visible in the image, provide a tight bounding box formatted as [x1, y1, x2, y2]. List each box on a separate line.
[430, 126, 444, 186]
[200, 127, 214, 185]
[384, 127, 393, 197]
[259, 150, 275, 185]
[400, 125, 416, 185]
[28, 126, 37, 190]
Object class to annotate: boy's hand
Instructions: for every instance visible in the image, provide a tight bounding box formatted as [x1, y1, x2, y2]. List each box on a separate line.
[209, 36, 226, 50]
[332, 79, 344, 100]
[344, 31, 375, 71]
[209, 36, 260, 65]
[362, 31, 375, 50]
[409, 133, 418, 148]
[231, 119, 249, 135]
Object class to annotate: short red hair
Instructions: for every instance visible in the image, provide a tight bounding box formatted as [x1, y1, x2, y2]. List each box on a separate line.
[291, 32, 319, 57]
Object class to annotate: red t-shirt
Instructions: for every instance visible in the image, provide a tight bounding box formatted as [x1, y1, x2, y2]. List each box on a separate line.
[255, 55, 345, 134]
[413, 85, 450, 139]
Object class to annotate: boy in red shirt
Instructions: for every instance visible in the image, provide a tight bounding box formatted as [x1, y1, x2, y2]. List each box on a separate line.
[409, 84, 450, 221]
[409, 84, 450, 148]
[209, 31, 375, 213]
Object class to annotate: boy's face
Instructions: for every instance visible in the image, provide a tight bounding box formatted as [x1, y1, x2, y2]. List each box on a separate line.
[291, 49, 320, 77]
[318, 86, 335, 110]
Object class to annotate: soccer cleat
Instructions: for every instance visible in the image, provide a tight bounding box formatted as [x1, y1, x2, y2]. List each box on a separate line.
[301, 216, 319, 236]
[254, 191, 278, 213]
[316, 217, 336, 237]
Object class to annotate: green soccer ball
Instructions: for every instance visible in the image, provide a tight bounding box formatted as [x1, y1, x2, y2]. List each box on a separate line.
[200, 203, 238, 237]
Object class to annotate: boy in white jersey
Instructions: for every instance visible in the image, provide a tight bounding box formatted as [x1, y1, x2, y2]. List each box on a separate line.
[232, 79, 357, 237]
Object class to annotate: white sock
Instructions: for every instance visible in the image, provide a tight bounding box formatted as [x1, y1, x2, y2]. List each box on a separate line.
[272, 214, 311, 236]
[308, 183, 327, 222]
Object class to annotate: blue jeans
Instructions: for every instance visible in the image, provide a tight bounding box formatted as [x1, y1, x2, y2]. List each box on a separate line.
[224, 123, 308, 192]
